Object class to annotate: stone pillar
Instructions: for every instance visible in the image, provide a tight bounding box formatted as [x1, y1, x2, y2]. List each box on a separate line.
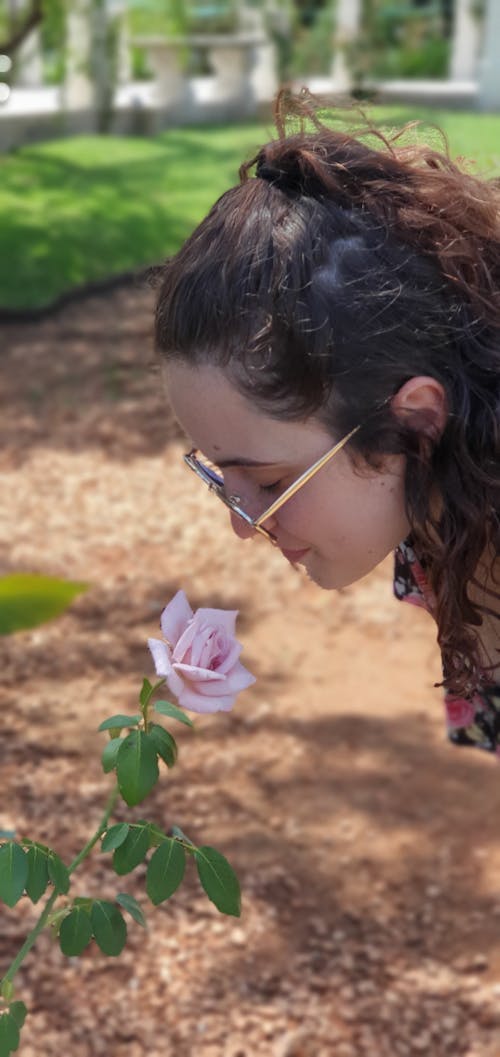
[63, 0, 93, 110]
[250, 37, 278, 103]
[449, 0, 481, 81]
[13, 28, 44, 86]
[9, 0, 44, 86]
[478, 0, 500, 110]
[136, 38, 193, 122]
[331, 0, 362, 92]
[208, 39, 255, 113]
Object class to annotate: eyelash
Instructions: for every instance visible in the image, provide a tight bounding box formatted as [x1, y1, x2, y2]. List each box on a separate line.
[259, 481, 282, 494]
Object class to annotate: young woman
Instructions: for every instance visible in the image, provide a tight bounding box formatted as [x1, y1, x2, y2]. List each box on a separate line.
[153, 95, 500, 755]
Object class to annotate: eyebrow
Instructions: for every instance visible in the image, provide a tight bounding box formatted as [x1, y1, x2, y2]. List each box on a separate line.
[214, 456, 278, 469]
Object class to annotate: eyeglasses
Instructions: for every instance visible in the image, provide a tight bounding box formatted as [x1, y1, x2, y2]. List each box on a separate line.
[183, 424, 360, 544]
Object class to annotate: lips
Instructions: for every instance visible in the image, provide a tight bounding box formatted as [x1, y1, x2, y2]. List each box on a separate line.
[280, 547, 310, 563]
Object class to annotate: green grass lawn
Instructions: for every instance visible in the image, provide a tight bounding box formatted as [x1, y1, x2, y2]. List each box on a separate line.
[1, 106, 499, 311]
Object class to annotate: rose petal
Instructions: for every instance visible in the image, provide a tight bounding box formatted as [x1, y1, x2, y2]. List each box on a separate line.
[166, 668, 186, 698]
[160, 590, 193, 647]
[148, 637, 172, 677]
[173, 662, 223, 682]
[215, 638, 243, 674]
[193, 608, 238, 636]
[191, 663, 255, 696]
[176, 684, 237, 713]
[172, 619, 201, 663]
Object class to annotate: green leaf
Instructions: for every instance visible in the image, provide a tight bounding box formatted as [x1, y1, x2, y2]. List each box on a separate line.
[146, 839, 185, 905]
[91, 901, 127, 957]
[153, 700, 194, 727]
[0, 573, 87, 635]
[139, 677, 152, 709]
[101, 737, 123, 774]
[149, 723, 177, 768]
[47, 853, 70, 895]
[0, 843, 28, 908]
[59, 907, 93, 957]
[112, 824, 150, 876]
[194, 846, 241, 917]
[0, 1011, 19, 1054]
[98, 714, 141, 733]
[8, 1003, 26, 1031]
[116, 892, 147, 928]
[25, 845, 49, 904]
[101, 823, 130, 852]
[116, 730, 159, 807]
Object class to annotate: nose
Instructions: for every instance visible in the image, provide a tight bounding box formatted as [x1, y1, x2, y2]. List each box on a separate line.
[229, 511, 256, 540]
[229, 509, 279, 541]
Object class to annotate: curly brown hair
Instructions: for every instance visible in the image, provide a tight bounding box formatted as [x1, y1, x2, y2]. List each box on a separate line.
[155, 92, 500, 697]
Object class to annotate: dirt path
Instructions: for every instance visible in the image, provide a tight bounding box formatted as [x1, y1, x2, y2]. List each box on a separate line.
[1, 282, 500, 1057]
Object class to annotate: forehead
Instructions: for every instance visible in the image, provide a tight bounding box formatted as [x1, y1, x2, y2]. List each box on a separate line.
[164, 362, 330, 463]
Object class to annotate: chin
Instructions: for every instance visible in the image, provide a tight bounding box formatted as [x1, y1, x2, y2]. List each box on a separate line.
[304, 554, 361, 591]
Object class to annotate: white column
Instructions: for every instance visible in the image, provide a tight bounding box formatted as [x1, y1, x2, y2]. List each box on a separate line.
[449, 0, 481, 81]
[478, 0, 500, 110]
[13, 28, 44, 86]
[9, 0, 44, 86]
[63, 0, 93, 109]
[331, 0, 362, 92]
[137, 38, 192, 121]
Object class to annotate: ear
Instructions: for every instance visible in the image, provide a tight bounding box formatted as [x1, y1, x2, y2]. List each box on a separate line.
[391, 376, 448, 440]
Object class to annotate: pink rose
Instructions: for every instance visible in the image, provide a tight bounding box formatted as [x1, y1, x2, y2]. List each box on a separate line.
[148, 590, 256, 714]
[445, 694, 477, 730]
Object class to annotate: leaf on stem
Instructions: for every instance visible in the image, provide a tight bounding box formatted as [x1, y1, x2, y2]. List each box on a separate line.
[146, 839, 185, 905]
[0, 1011, 20, 1054]
[47, 853, 70, 895]
[116, 892, 147, 928]
[101, 737, 123, 774]
[0, 573, 87, 635]
[0, 843, 28, 908]
[59, 906, 93, 957]
[153, 700, 194, 728]
[91, 901, 127, 957]
[194, 846, 241, 918]
[112, 824, 150, 876]
[98, 714, 141, 733]
[116, 731, 159, 807]
[8, 1003, 26, 1030]
[149, 723, 177, 768]
[101, 823, 130, 853]
[139, 677, 152, 710]
[25, 844, 49, 904]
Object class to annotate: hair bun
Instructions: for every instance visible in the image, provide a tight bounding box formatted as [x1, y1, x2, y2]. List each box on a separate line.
[255, 145, 320, 195]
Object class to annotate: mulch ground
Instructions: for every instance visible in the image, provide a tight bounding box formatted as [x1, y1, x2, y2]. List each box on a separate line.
[1, 280, 500, 1057]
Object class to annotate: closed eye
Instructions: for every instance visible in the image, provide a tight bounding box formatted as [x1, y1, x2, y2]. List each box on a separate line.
[259, 481, 282, 494]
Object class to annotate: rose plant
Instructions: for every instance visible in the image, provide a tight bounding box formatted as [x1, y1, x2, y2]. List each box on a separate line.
[0, 591, 255, 1055]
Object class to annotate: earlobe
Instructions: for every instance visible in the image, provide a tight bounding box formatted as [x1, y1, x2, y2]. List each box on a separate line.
[391, 376, 448, 440]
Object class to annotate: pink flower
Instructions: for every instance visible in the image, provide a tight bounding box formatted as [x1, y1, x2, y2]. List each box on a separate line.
[148, 590, 256, 714]
[445, 694, 477, 730]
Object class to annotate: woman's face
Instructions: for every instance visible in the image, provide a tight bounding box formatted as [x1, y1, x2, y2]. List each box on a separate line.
[166, 363, 410, 590]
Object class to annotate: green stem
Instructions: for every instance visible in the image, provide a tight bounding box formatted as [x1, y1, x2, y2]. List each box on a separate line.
[68, 784, 119, 874]
[2, 888, 59, 985]
[1, 784, 119, 987]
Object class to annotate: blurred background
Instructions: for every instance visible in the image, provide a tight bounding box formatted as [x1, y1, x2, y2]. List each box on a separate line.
[2, 4, 500, 1057]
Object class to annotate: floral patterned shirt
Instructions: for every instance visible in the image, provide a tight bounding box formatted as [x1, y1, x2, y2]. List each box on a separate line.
[394, 538, 500, 756]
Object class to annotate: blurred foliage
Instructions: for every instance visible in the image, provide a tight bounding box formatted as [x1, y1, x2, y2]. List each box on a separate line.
[289, 3, 333, 77]
[345, 0, 451, 85]
[1, 109, 500, 311]
[0, 573, 87, 634]
[126, 0, 239, 36]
